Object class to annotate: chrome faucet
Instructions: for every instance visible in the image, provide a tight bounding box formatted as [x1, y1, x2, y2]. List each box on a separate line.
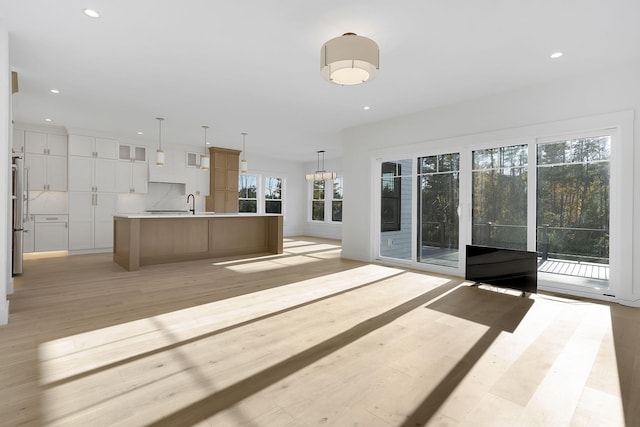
[187, 193, 195, 215]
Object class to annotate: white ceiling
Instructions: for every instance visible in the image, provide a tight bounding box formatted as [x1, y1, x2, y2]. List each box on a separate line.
[3, 0, 640, 161]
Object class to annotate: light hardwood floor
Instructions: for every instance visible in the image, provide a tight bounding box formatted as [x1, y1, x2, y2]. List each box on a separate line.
[1, 237, 639, 426]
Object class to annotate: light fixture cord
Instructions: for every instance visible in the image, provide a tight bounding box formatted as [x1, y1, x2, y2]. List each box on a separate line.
[156, 117, 164, 150]
[242, 133, 247, 161]
[203, 126, 208, 154]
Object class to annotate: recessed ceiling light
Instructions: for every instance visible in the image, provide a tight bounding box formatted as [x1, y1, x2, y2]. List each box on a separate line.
[44, 118, 52, 122]
[83, 9, 101, 18]
[206, 142, 211, 145]
[137, 131, 143, 135]
[49, 88, 60, 94]
[550, 52, 563, 59]
[363, 106, 371, 110]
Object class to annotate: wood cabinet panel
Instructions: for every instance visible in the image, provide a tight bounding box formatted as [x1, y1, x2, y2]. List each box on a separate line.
[206, 147, 240, 213]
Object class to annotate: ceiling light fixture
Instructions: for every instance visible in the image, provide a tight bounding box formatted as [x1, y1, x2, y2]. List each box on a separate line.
[137, 131, 143, 135]
[49, 88, 60, 94]
[240, 132, 248, 175]
[155, 117, 165, 167]
[321, 32, 379, 85]
[83, 9, 100, 18]
[200, 125, 210, 170]
[550, 52, 563, 59]
[363, 106, 371, 110]
[305, 150, 337, 181]
[44, 118, 52, 122]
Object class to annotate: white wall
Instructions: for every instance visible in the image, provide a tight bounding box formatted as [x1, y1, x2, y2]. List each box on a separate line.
[244, 153, 307, 237]
[1, 21, 10, 324]
[302, 156, 343, 240]
[342, 61, 640, 306]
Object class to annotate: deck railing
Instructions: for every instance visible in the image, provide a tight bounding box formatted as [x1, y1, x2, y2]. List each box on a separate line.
[416, 222, 611, 264]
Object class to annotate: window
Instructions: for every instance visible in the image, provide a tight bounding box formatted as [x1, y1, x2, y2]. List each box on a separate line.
[265, 177, 283, 214]
[238, 175, 257, 213]
[312, 180, 325, 221]
[332, 177, 343, 222]
[417, 153, 460, 267]
[472, 144, 528, 250]
[537, 135, 610, 284]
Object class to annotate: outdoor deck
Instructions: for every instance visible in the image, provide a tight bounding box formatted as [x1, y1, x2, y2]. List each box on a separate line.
[538, 258, 609, 281]
[419, 246, 610, 282]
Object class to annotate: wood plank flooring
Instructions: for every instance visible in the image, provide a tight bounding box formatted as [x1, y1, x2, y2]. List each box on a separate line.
[1, 236, 638, 426]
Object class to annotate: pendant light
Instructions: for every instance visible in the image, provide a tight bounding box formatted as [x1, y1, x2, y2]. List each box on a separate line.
[155, 117, 165, 167]
[240, 132, 248, 174]
[200, 125, 210, 170]
[305, 150, 337, 181]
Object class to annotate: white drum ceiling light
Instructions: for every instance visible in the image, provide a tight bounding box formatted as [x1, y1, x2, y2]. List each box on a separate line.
[321, 32, 379, 85]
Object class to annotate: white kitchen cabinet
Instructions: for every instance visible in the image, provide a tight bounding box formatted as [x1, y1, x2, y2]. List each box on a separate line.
[68, 156, 117, 193]
[116, 161, 148, 194]
[116, 144, 148, 194]
[12, 129, 24, 153]
[119, 144, 146, 162]
[34, 215, 68, 252]
[68, 135, 118, 159]
[22, 216, 34, 253]
[186, 166, 210, 196]
[25, 131, 67, 156]
[24, 131, 67, 191]
[25, 152, 67, 191]
[68, 193, 117, 251]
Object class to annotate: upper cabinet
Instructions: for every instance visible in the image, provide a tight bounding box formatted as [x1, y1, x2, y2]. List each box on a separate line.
[68, 135, 118, 193]
[68, 134, 118, 159]
[117, 143, 148, 194]
[25, 131, 67, 156]
[119, 144, 147, 163]
[185, 152, 210, 196]
[24, 131, 67, 191]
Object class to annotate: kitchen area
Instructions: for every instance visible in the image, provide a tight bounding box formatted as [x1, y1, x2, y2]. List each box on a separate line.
[11, 124, 284, 276]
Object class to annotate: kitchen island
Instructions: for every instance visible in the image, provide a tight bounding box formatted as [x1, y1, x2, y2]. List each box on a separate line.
[113, 213, 283, 271]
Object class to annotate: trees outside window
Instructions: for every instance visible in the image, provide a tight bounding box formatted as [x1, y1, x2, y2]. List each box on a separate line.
[265, 177, 283, 214]
[472, 144, 528, 250]
[332, 177, 343, 222]
[537, 136, 610, 263]
[312, 180, 325, 221]
[238, 175, 257, 213]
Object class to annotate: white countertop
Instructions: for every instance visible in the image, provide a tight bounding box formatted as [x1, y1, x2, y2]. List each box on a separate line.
[114, 213, 282, 219]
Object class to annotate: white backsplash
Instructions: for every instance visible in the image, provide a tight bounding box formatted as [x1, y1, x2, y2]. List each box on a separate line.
[146, 183, 187, 210]
[31, 183, 207, 215]
[27, 191, 68, 214]
[116, 182, 206, 213]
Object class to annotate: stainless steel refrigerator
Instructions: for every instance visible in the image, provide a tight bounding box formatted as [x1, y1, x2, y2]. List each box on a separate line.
[11, 154, 25, 275]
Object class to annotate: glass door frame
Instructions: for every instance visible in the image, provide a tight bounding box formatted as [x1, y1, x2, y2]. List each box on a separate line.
[370, 110, 633, 304]
[373, 149, 468, 278]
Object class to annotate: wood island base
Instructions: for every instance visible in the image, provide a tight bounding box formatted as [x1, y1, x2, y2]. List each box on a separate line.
[113, 214, 283, 271]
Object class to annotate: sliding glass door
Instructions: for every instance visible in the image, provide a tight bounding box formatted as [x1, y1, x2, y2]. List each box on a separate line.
[536, 135, 610, 289]
[375, 131, 612, 292]
[379, 159, 413, 261]
[417, 153, 460, 268]
[471, 144, 528, 250]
